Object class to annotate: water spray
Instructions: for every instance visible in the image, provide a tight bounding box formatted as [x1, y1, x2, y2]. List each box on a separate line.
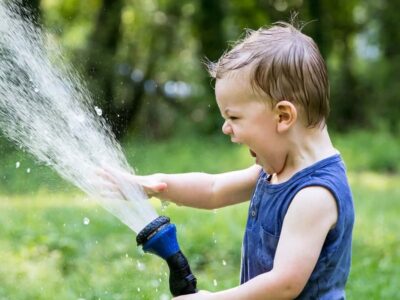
[137, 216, 197, 296]
[0, 1, 198, 297]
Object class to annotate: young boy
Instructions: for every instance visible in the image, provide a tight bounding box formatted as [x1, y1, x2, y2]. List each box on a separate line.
[105, 22, 354, 299]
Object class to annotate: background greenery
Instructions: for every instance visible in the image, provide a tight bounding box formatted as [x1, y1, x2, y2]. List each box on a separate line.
[12, 0, 400, 137]
[0, 0, 400, 299]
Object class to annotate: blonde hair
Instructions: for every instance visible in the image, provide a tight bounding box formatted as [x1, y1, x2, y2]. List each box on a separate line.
[207, 22, 330, 127]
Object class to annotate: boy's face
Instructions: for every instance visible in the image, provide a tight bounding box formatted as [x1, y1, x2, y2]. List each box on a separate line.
[215, 73, 288, 174]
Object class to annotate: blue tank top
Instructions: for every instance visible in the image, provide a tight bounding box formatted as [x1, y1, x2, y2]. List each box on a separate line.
[240, 154, 354, 299]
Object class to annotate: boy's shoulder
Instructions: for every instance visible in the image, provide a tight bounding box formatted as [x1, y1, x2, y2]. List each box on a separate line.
[301, 154, 351, 197]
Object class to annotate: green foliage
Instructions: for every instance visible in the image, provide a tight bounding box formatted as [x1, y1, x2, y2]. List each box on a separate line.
[332, 129, 400, 173]
[123, 133, 253, 174]
[35, 0, 400, 137]
[0, 131, 399, 298]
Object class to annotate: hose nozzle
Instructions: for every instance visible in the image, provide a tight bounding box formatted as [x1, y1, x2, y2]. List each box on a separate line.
[136, 216, 197, 296]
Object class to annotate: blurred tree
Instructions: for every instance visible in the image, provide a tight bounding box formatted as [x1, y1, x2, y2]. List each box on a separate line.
[123, 0, 192, 138]
[84, 0, 125, 137]
[191, 0, 227, 133]
[194, 0, 226, 62]
[84, 0, 196, 138]
[35, 0, 399, 138]
[311, 0, 364, 131]
[375, 0, 400, 131]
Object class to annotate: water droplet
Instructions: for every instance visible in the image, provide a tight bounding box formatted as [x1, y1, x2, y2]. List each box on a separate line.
[34, 87, 39, 93]
[125, 253, 129, 258]
[160, 294, 169, 300]
[136, 260, 146, 271]
[137, 287, 141, 292]
[94, 106, 102, 116]
[213, 279, 218, 286]
[151, 279, 160, 287]
[26, 168, 31, 173]
[222, 259, 227, 266]
[83, 217, 90, 225]
[161, 200, 169, 211]
[137, 246, 145, 255]
[15, 161, 20, 168]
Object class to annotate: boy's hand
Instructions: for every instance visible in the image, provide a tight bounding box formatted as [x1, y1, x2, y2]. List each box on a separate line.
[97, 167, 167, 199]
[129, 174, 168, 196]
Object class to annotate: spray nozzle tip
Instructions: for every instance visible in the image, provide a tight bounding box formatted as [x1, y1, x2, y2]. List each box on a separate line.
[136, 216, 170, 246]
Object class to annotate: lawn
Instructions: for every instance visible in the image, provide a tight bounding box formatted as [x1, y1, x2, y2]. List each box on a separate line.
[0, 130, 399, 299]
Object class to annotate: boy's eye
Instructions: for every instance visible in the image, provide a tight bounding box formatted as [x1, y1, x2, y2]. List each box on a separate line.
[229, 116, 239, 120]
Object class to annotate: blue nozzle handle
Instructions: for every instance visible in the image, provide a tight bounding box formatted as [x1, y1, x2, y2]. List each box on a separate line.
[136, 216, 197, 296]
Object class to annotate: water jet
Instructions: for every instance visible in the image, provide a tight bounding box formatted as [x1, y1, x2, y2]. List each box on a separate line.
[0, 1, 197, 296]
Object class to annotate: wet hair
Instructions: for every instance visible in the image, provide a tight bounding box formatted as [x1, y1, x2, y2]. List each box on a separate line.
[207, 22, 330, 127]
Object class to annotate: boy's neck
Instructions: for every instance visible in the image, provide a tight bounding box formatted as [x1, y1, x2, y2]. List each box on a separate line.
[271, 125, 338, 184]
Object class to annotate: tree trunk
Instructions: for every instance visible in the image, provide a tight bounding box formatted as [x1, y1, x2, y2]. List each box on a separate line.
[85, 0, 125, 137]
[192, 0, 226, 133]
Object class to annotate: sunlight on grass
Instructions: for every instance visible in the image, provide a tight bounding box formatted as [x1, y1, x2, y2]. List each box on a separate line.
[349, 171, 400, 191]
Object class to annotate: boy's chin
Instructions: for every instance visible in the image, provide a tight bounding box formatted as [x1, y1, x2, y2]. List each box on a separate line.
[249, 149, 262, 166]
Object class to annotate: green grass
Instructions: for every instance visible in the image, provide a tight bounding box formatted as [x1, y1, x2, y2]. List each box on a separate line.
[0, 130, 399, 299]
[347, 173, 400, 299]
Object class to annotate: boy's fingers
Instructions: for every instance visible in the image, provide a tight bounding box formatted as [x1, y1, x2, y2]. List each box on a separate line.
[153, 182, 168, 192]
[96, 167, 167, 197]
[131, 175, 167, 194]
[142, 182, 168, 195]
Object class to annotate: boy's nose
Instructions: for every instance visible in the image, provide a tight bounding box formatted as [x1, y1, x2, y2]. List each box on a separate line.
[222, 121, 232, 135]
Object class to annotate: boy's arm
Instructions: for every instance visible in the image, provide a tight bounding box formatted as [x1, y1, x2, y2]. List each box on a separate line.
[174, 186, 339, 300]
[152, 164, 261, 208]
[101, 164, 261, 209]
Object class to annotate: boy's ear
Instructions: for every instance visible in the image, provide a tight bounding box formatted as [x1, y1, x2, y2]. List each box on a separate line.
[274, 100, 297, 133]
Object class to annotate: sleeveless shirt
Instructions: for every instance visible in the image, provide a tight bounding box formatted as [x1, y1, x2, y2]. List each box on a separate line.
[240, 154, 354, 299]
